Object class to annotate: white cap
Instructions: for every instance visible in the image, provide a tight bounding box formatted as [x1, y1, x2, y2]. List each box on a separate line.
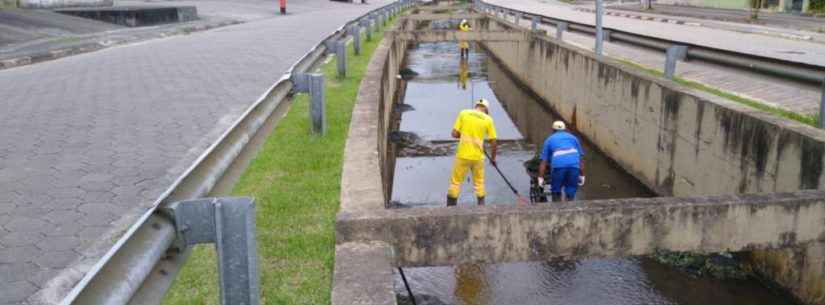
[475, 98, 490, 109]
[552, 120, 566, 130]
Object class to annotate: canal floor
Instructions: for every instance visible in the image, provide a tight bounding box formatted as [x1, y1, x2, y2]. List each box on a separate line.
[390, 42, 797, 305]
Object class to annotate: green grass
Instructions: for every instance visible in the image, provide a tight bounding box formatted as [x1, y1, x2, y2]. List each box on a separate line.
[162, 15, 396, 305]
[616, 58, 819, 127]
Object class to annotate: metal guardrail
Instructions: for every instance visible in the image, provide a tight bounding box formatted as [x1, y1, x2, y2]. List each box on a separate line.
[474, 0, 825, 85]
[58, 1, 414, 304]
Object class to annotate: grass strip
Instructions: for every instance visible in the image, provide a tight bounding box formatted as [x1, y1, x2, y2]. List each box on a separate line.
[616, 58, 819, 127]
[162, 14, 397, 305]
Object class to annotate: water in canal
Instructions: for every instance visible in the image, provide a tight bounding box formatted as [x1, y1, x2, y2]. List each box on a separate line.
[390, 42, 796, 305]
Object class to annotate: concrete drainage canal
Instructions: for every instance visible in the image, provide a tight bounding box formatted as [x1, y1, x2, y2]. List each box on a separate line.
[389, 41, 796, 305]
[336, 5, 825, 305]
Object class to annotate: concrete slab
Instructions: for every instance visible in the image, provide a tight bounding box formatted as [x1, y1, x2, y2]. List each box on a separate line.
[338, 190, 825, 266]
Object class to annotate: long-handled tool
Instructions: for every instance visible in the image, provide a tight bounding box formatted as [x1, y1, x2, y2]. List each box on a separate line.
[483, 150, 529, 205]
[398, 267, 418, 305]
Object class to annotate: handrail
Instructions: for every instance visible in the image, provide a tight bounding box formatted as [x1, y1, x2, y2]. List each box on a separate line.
[476, 0, 825, 84]
[58, 1, 414, 304]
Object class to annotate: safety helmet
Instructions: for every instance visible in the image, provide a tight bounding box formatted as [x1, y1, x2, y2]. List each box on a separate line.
[475, 98, 490, 109]
[552, 120, 566, 131]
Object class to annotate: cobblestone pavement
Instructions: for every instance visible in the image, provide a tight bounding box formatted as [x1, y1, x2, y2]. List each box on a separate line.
[488, 0, 823, 114]
[0, 0, 389, 304]
[487, 0, 825, 67]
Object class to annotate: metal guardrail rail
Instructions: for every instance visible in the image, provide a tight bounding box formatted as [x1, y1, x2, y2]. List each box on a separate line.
[58, 1, 414, 304]
[475, 0, 825, 85]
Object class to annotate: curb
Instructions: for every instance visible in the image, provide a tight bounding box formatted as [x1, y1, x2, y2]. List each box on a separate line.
[0, 19, 242, 71]
[575, 7, 702, 26]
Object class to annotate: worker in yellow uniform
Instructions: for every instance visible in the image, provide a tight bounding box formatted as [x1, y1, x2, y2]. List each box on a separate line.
[447, 98, 498, 206]
[458, 19, 471, 58]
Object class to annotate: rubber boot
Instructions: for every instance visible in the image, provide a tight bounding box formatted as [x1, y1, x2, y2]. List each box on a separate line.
[477, 196, 485, 206]
[447, 196, 458, 207]
[551, 193, 562, 203]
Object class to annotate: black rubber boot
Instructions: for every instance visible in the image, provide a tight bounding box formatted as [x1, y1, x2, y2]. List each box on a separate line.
[447, 196, 458, 206]
[551, 193, 562, 203]
[477, 196, 485, 206]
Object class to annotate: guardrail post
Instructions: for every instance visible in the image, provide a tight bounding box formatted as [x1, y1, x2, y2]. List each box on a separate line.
[309, 74, 326, 134]
[531, 15, 539, 31]
[361, 19, 373, 41]
[595, 0, 604, 55]
[820, 78, 825, 129]
[664, 45, 688, 79]
[350, 26, 361, 55]
[515, 12, 522, 26]
[336, 40, 347, 78]
[556, 21, 567, 40]
[172, 197, 259, 305]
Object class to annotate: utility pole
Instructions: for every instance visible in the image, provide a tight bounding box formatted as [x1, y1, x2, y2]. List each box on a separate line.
[595, 0, 604, 55]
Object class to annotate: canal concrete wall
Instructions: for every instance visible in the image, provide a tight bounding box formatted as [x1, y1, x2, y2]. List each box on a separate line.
[335, 22, 409, 305]
[481, 16, 825, 305]
[481, 23, 825, 198]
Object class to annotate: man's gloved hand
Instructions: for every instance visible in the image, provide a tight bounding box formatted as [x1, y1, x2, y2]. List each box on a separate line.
[578, 176, 586, 186]
[537, 177, 545, 187]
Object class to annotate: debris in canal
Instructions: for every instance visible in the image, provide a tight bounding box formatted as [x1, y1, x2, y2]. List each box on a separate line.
[396, 103, 416, 113]
[652, 250, 750, 280]
[400, 67, 419, 80]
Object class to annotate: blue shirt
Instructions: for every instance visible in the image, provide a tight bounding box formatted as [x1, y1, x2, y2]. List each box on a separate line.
[540, 131, 584, 169]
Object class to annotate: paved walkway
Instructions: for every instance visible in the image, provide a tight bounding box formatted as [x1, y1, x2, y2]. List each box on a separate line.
[0, 0, 389, 304]
[487, 0, 823, 114]
[610, 4, 825, 34]
[487, 0, 825, 67]
[575, 5, 825, 44]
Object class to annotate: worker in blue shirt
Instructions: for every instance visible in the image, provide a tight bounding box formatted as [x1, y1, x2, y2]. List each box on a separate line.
[538, 121, 585, 202]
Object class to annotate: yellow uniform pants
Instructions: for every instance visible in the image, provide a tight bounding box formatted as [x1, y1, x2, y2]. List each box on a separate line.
[448, 157, 485, 198]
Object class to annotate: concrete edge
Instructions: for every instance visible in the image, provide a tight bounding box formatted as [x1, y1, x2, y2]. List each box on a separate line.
[338, 190, 825, 266]
[339, 25, 395, 215]
[331, 242, 397, 305]
[334, 15, 405, 305]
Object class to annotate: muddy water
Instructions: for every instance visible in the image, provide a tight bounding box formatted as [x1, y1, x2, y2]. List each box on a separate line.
[390, 42, 795, 305]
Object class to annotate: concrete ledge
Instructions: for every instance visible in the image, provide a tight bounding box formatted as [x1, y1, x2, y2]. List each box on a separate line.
[334, 17, 408, 305]
[401, 13, 485, 20]
[19, 0, 112, 9]
[331, 242, 397, 305]
[338, 191, 825, 267]
[390, 30, 528, 42]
